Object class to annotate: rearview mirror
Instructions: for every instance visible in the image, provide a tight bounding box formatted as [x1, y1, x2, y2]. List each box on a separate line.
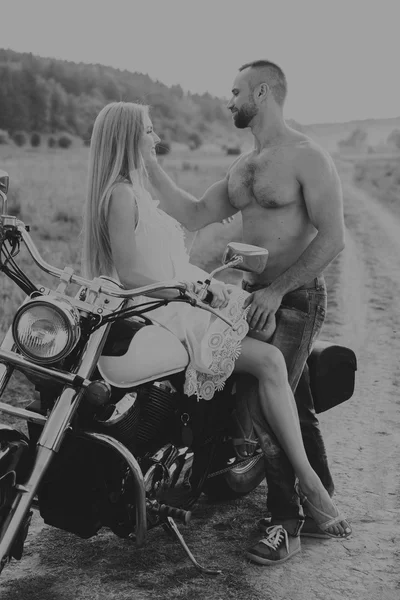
[222, 242, 268, 274]
[0, 170, 9, 215]
[0, 170, 9, 197]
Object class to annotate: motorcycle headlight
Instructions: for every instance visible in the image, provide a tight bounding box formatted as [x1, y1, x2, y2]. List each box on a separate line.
[12, 297, 81, 364]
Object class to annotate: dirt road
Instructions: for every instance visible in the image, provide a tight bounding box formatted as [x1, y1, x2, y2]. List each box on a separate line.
[247, 161, 400, 599]
[1, 164, 399, 599]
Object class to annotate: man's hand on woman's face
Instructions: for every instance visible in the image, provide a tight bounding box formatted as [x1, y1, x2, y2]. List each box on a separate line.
[143, 148, 158, 171]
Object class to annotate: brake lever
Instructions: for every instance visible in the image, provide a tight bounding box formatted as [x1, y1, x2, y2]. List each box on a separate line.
[180, 289, 198, 307]
[202, 290, 214, 305]
[194, 297, 236, 329]
[179, 285, 236, 328]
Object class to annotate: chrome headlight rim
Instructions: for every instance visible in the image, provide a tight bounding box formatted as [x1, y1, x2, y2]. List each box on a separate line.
[12, 296, 81, 365]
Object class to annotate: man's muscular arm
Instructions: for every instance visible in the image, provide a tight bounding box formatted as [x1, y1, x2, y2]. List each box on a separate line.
[146, 158, 238, 231]
[271, 146, 345, 294]
[245, 146, 345, 332]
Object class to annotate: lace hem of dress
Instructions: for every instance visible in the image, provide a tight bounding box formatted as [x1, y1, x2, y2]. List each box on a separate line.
[183, 291, 250, 401]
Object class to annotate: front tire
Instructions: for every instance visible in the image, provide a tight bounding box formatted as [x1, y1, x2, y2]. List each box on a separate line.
[204, 453, 265, 500]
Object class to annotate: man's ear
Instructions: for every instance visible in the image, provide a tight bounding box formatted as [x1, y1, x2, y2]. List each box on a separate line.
[255, 83, 269, 102]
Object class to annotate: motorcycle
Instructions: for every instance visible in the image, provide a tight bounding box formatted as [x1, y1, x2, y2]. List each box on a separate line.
[0, 169, 357, 575]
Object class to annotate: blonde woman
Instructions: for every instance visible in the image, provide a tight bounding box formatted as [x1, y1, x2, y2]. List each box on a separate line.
[82, 102, 351, 565]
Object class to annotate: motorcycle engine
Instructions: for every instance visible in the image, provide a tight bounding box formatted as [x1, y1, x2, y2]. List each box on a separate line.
[96, 392, 141, 446]
[136, 381, 178, 444]
[97, 380, 178, 446]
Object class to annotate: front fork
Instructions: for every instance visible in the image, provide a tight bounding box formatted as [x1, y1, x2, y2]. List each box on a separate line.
[0, 324, 114, 568]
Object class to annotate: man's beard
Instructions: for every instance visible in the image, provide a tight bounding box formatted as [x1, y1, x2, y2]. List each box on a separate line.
[233, 100, 258, 129]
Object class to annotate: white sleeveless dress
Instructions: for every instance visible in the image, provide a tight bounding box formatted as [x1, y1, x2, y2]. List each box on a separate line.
[117, 183, 250, 401]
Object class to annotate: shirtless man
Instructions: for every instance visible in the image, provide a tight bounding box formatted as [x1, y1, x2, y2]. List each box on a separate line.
[224, 60, 345, 565]
[145, 59, 346, 565]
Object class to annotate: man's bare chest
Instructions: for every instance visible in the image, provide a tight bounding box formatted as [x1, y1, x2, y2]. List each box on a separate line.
[228, 154, 300, 210]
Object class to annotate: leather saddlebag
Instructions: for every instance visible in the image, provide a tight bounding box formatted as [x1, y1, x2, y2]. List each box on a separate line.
[307, 341, 357, 414]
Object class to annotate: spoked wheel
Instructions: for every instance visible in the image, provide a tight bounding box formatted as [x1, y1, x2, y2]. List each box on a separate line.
[203, 452, 265, 500]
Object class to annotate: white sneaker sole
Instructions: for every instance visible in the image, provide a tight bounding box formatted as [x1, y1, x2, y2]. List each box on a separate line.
[246, 545, 301, 565]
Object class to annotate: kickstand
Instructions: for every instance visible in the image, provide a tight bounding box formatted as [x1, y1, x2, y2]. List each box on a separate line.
[163, 516, 222, 576]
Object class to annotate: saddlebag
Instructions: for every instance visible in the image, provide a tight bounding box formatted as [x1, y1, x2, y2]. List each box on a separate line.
[307, 341, 357, 414]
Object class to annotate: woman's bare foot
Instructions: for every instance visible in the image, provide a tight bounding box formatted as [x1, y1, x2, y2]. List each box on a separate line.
[298, 476, 352, 538]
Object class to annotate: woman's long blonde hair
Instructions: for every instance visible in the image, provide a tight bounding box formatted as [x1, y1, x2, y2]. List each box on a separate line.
[82, 101, 149, 279]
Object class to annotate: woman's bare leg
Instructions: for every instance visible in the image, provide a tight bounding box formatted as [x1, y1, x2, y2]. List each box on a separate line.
[234, 336, 351, 537]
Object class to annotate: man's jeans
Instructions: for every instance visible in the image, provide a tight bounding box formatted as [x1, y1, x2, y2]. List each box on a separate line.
[239, 277, 334, 535]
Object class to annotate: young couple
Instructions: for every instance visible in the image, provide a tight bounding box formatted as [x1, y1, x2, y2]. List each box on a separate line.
[82, 59, 352, 565]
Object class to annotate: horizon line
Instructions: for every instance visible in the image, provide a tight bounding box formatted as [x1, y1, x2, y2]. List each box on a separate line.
[2, 46, 400, 129]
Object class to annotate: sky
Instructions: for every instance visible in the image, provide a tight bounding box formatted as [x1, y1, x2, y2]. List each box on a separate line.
[1, 0, 399, 124]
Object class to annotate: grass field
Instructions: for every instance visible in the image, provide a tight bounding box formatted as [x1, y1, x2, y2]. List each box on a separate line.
[352, 152, 400, 217]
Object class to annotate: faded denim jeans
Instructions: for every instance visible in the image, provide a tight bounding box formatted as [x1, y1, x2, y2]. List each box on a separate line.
[238, 276, 334, 535]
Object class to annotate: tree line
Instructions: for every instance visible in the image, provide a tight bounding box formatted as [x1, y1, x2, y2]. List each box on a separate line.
[0, 48, 231, 144]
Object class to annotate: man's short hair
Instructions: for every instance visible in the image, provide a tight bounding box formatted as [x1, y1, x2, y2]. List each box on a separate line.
[239, 60, 287, 106]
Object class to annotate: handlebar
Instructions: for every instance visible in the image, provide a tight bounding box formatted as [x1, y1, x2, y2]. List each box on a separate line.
[7, 222, 237, 329]
[17, 225, 187, 298]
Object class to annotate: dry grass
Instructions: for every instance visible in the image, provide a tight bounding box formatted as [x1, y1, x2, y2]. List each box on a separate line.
[352, 153, 400, 217]
[0, 145, 87, 331]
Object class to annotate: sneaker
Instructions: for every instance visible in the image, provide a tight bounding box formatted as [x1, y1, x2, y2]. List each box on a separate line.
[246, 525, 301, 565]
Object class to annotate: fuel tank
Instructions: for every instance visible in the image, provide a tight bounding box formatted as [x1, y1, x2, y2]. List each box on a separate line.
[98, 322, 189, 388]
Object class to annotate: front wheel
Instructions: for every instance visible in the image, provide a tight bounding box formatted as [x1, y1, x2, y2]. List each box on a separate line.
[203, 453, 265, 500]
